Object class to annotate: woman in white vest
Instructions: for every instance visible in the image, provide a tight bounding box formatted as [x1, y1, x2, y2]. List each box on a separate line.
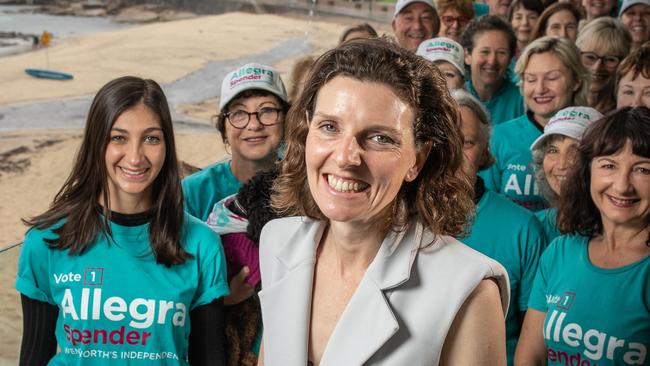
[257, 38, 510, 365]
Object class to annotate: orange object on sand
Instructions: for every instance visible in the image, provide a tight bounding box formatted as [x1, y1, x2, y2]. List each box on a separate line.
[41, 31, 52, 47]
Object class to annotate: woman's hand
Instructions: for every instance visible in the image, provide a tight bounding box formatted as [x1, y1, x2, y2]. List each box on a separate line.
[224, 266, 255, 306]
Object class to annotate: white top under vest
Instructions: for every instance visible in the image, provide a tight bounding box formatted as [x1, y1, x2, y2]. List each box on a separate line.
[258, 217, 510, 365]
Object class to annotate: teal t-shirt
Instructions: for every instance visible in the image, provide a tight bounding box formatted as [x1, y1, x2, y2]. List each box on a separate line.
[466, 78, 524, 126]
[528, 235, 650, 366]
[474, 2, 489, 16]
[479, 113, 549, 211]
[182, 160, 241, 222]
[460, 189, 547, 366]
[16, 213, 230, 365]
[535, 208, 561, 243]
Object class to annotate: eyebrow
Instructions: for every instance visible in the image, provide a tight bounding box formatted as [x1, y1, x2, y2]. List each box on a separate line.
[523, 69, 563, 76]
[596, 156, 650, 164]
[111, 127, 163, 133]
[230, 100, 279, 109]
[312, 112, 404, 135]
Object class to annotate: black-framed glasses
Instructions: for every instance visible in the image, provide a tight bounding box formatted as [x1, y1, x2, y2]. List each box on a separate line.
[224, 107, 283, 129]
[580, 51, 622, 69]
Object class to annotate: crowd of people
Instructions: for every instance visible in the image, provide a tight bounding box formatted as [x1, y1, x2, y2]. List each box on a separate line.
[14, 0, 650, 364]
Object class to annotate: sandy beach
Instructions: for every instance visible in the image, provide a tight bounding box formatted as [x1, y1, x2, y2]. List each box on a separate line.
[0, 10, 388, 362]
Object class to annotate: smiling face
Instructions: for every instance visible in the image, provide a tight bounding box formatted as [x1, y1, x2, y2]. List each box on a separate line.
[392, 2, 439, 52]
[543, 135, 578, 195]
[105, 103, 166, 212]
[582, 0, 616, 19]
[224, 95, 284, 164]
[523, 52, 578, 124]
[465, 30, 512, 90]
[617, 70, 650, 108]
[305, 76, 424, 226]
[545, 9, 579, 42]
[511, 6, 540, 46]
[438, 8, 469, 41]
[580, 41, 622, 94]
[620, 4, 650, 47]
[590, 140, 650, 229]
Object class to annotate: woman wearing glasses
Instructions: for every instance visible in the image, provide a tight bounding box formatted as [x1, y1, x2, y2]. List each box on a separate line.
[182, 64, 288, 364]
[576, 17, 631, 114]
[182, 63, 289, 222]
[436, 0, 474, 42]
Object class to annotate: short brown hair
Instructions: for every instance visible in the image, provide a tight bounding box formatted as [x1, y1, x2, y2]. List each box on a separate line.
[339, 23, 379, 44]
[557, 107, 650, 237]
[531, 2, 583, 40]
[616, 42, 650, 91]
[436, 0, 474, 19]
[272, 38, 473, 237]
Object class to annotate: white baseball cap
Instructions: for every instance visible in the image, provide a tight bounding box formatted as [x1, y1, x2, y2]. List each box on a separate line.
[219, 63, 288, 110]
[619, 0, 650, 16]
[416, 37, 466, 78]
[530, 106, 603, 151]
[394, 0, 435, 17]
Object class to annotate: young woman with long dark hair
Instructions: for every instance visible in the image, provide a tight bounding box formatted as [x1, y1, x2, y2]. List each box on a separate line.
[15, 76, 229, 366]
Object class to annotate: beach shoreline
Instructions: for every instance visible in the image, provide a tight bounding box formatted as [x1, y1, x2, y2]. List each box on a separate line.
[0, 10, 388, 360]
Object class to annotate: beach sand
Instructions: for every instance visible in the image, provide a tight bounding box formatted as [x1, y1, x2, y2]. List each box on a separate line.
[0, 11, 388, 362]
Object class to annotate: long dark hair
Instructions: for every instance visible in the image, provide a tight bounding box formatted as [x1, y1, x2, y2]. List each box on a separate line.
[557, 107, 650, 238]
[24, 76, 189, 266]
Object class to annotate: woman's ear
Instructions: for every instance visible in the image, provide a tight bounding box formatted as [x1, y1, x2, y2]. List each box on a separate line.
[405, 142, 432, 182]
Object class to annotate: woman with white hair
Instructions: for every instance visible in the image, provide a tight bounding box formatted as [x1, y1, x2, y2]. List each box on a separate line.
[530, 106, 603, 241]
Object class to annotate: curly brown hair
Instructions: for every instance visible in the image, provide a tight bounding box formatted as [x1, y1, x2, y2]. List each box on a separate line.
[557, 107, 650, 237]
[271, 37, 473, 238]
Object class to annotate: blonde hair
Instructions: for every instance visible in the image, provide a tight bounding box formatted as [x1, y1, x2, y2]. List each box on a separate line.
[576, 17, 631, 56]
[516, 36, 590, 107]
[436, 0, 474, 19]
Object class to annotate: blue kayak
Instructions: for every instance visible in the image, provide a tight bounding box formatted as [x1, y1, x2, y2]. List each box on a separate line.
[25, 68, 73, 80]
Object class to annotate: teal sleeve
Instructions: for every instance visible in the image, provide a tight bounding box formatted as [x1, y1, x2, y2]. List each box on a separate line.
[182, 178, 201, 220]
[517, 215, 547, 311]
[15, 229, 55, 305]
[191, 228, 230, 309]
[528, 239, 557, 312]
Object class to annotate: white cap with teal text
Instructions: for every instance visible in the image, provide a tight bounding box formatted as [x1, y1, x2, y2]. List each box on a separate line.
[530, 106, 603, 151]
[416, 37, 466, 78]
[219, 63, 288, 111]
[394, 0, 435, 16]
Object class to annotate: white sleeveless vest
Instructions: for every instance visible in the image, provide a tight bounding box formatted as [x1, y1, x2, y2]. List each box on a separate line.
[258, 217, 510, 365]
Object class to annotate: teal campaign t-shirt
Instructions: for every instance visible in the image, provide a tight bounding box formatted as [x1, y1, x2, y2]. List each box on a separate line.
[460, 188, 547, 366]
[479, 113, 549, 211]
[466, 78, 524, 126]
[182, 160, 241, 222]
[16, 213, 230, 365]
[535, 208, 561, 243]
[528, 235, 650, 366]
